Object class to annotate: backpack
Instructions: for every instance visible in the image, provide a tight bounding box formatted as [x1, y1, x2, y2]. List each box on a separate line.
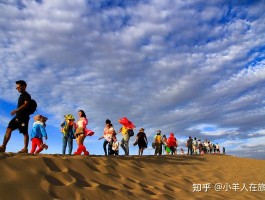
[28, 99, 37, 115]
[155, 135, 162, 144]
[128, 129, 134, 137]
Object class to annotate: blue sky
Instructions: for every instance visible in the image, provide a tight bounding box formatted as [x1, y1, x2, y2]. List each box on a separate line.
[1, 0, 265, 159]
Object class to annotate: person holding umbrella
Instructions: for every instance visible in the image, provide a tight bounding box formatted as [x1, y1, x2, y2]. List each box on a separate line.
[118, 117, 135, 156]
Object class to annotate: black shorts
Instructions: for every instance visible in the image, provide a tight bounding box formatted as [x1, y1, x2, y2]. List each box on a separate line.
[8, 116, 29, 134]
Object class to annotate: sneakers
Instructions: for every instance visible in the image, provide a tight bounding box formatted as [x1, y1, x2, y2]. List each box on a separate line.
[74, 151, 82, 155]
[0, 146, 28, 153]
[0, 146, 6, 152]
[41, 143, 48, 150]
[18, 148, 28, 153]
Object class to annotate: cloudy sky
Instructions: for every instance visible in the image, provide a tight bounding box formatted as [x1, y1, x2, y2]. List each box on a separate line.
[0, 0, 265, 159]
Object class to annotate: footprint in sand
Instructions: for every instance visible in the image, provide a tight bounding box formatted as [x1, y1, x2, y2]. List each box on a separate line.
[44, 174, 64, 186]
[42, 158, 65, 172]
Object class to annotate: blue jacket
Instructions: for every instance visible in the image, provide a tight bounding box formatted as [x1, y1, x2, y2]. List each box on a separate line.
[31, 121, 47, 139]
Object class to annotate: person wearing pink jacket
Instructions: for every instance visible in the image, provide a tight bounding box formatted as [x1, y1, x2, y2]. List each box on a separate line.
[74, 110, 94, 155]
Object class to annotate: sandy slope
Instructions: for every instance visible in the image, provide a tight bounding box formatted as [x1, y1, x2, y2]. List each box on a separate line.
[0, 153, 264, 200]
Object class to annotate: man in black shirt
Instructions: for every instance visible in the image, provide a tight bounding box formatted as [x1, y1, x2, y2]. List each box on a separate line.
[0, 80, 31, 153]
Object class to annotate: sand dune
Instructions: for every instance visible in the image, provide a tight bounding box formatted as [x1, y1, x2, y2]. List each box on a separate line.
[0, 153, 264, 200]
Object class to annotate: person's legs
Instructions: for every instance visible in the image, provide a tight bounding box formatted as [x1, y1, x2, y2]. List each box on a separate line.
[30, 138, 38, 154]
[79, 135, 89, 155]
[121, 134, 129, 155]
[62, 137, 67, 154]
[79, 135, 85, 148]
[74, 134, 88, 155]
[158, 144, 162, 155]
[68, 138, 73, 155]
[120, 138, 126, 155]
[1, 128, 13, 149]
[140, 148, 144, 156]
[2, 117, 19, 148]
[108, 140, 113, 155]
[17, 117, 30, 153]
[170, 147, 176, 155]
[74, 135, 82, 155]
[22, 132, 29, 150]
[103, 140, 108, 155]
[124, 139, 129, 155]
[154, 145, 158, 155]
[35, 138, 44, 154]
[0, 117, 21, 152]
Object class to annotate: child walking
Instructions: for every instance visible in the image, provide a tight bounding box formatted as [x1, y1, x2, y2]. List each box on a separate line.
[30, 115, 48, 154]
[111, 136, 119, 155]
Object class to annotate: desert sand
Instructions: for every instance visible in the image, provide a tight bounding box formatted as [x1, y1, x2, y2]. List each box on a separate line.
[0, 153, 264, 200]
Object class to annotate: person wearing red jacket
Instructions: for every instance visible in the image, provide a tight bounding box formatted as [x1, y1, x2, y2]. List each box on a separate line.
[167, 132, 178, 155]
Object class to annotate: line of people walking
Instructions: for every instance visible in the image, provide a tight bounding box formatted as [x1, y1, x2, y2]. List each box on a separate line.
[0, 80, 225, 156]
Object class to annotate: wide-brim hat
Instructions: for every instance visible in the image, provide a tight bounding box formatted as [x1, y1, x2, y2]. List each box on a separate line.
[64, 114, 75, 121]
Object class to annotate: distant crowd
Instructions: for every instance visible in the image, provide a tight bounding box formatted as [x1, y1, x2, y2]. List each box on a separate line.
[0, 80, 225, 156]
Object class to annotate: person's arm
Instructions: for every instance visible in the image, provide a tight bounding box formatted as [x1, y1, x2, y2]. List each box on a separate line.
[82, 117, 88, 127]
[11, 100, 29, 116]
[40, 125, 48, 140]
[60, 121, 66, 127]
[113, 129, 117, 136]
[144, 134, 148, 144]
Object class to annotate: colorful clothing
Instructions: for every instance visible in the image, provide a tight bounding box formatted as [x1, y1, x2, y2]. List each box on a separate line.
[61, 117, 75, 155]
[30, 121, 47, 154]
[30, 138, 43, 154]
[102, 125, 115, 155]
[103, 126, 115, 142]
[74, 116, 93, 155]
[120, 125, 130, 155]
[167, 133, 177, 147]
[167, 133, 177, 155]
[111, 140, 119, 155]
[75, 117, 94, 136]
[154, 134, 163, 155]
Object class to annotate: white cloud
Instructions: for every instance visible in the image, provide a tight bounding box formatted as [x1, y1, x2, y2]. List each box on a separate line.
[0, 0, 265, 158]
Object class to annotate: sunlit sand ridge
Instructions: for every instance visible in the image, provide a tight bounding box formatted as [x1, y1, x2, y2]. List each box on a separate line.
[0, 154, 264, 200]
